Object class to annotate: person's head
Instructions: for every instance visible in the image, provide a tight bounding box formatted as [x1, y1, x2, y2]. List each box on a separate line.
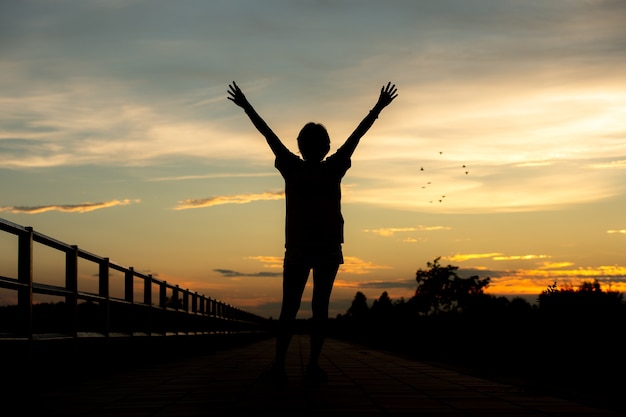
[297, 122, 330, 162]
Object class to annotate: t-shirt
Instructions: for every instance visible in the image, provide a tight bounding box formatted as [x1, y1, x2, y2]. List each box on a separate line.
[275, 148, 351, 248]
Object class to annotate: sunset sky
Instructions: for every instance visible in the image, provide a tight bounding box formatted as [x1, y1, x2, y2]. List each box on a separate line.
[1, 0, 625, 318]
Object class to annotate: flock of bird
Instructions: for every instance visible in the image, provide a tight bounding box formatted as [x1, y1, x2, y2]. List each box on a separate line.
[419, 151, 470, 204]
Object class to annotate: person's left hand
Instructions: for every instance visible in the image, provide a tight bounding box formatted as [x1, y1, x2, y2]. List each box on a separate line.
[227, 82, 250, 108]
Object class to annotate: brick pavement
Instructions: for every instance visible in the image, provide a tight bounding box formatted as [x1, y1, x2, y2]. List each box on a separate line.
[16, 335, 626, 417]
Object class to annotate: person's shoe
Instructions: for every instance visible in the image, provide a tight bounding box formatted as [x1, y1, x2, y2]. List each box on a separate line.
[304, 363, 328, 383]
[259, 363, 288, 386]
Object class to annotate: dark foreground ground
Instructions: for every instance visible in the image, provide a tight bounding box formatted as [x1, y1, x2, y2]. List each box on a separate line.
[3, 335, 624, 417]
[328, 313, 626, 415]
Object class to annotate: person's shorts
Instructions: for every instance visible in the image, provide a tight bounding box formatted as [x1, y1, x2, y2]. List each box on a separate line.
[284, 245, 344, 268]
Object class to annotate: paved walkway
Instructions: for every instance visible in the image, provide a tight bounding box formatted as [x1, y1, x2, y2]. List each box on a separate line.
[19, 335, 625, 416]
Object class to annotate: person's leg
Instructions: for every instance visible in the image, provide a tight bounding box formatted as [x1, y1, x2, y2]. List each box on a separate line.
[274, 263, 310, 367]
[308, 263, 339, 368]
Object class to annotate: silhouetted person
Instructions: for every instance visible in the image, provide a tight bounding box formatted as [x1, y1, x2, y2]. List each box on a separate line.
[227, 81, 397, 384]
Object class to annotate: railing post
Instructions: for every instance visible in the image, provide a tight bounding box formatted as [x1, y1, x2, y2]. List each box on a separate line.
[199, 294, 206, 315]
[182, 289, 189, 312]
[160, 282, 168, 309]
[99, 257, 110, 337]
[172, 284, 179, 310]
[182, 289, 189, 334]
[144, 274, 152, 305]
[65, 245, 78, 338]
[124, 267, 134, 336]
[191, 292, 198, 335]
[160, 281, 167, 335]
[124, 267, 134, 303]
[144, 274, 152, 335]
[17, 226, 33, 339]
[226, 304, 232, 333]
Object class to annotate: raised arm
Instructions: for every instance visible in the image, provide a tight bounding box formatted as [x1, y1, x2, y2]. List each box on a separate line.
[338, 82, 398, 158]
[227, 81, 289, 157]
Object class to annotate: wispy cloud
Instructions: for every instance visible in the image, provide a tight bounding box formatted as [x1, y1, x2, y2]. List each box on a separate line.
[589, 160, 626, 169]
[517, 265, 626, 280]
[245, 254, 391, 275]
[0, 199, 139, 214]
[174, 191, 284, 210]
[213, 269, 282, 278]
[340, 256, 392, 275]
[247, 256, 283, 269]
[148, 172, 275, 182]
[363, 225, 451, 237]
[607, 229, 626, 234]
[446, 253, 551, 263]
[402, 237, 427, 243]
[537, 262, 575, 269]
[446, 253, 504, 262]
[492, 254, 550, 261]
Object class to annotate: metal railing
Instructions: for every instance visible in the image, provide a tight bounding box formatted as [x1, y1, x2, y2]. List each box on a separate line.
[0, 217, 270, 341]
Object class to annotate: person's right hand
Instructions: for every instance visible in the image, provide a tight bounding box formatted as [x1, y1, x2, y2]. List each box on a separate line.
[227, 81, 250, 108]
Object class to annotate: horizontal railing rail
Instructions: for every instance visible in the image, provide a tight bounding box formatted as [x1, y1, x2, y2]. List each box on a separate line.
[0, 217, 270, 341]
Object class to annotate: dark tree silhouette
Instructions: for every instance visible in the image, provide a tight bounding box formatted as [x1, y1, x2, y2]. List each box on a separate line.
[346, 291, 370, 320]
[370, 291, 394, 322]
[538, 279, 623, 316]
[411, 257, 490, 316]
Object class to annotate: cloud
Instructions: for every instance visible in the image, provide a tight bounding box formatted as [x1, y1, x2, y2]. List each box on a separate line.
[213, 269, 281, 278]
[607, 229, 626, 234]
[0, 199, 139, 214]
[363, 227, 416, 237]
[148, 172, 275, 182]
[537, 262, 575, 269]
[589, 160, 626, 169]
[340, 256, 392, 275]
[174, 191, 284, 210]
[446, 253, 503, 262]
[247, 256, 283, 269]
[492, 254, 550, 261]
[245, 255, 391, 275]
[402, 237, 427, 243]
[446, 253, 551, 263]
[363, 225, 451, 237]
[486, 265, 626, 295]
[515, 265, 626, 280]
